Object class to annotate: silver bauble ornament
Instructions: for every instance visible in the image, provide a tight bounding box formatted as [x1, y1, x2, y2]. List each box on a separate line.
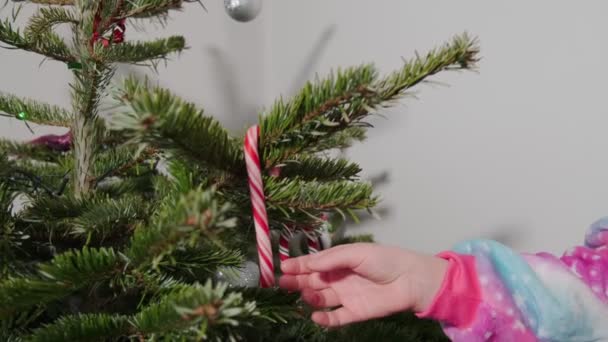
[224, 0, 262, 22]
[214, 260, 260, 288]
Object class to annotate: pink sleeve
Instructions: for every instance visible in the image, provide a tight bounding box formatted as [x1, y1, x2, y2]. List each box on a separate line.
[415, 251, 482, 328]
[415, 218, 608, 342]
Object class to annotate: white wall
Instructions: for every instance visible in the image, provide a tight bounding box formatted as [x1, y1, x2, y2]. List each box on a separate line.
[265, 1, 608, 255]
[2, 0, 608, 255]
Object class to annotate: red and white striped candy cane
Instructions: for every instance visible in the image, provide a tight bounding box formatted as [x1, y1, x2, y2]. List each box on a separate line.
[303, 228, 320, 254]
[244, 125, 274, 287]
[278, 226, 294, 262]
[278, 225, 320, 261]
[245, 125, 324, 286]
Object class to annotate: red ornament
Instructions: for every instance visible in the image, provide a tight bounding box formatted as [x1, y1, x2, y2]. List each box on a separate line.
[112, 19, 126, 43]
[91, 12, 126, 47]
[29, 131, 72, 151]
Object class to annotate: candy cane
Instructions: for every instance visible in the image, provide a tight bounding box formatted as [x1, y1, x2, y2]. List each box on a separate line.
[303, 228, 320, 254]
[244, 125, 274, 287]
[245, 125, 325, 286]
[279, 226, 294, 262]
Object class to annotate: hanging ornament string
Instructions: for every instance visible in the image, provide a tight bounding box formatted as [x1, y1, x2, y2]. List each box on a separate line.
[244, 125, 275, 287]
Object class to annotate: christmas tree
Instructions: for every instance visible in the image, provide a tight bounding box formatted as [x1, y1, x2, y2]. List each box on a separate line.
[0, 0, 478, 340]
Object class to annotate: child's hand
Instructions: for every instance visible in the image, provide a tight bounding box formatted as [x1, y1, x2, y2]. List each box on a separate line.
[279, 243, 448, 327]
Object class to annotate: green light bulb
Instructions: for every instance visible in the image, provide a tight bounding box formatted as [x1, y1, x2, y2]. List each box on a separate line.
[16, 112, 27, 120]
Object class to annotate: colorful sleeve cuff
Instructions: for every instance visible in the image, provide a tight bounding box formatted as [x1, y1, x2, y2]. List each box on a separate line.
[415, 251, 482, 328]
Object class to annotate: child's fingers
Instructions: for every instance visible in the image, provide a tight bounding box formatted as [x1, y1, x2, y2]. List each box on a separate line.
[311, 307, 357, 327]
[278, 272, 330, 291]
[301, 288, 340, 308]
[306, 244, 367, 273]
[280, 256, 313, 275]
[280, 245, 350, 275]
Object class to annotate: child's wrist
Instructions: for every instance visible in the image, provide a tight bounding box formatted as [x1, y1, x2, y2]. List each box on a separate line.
[412, 255, 449, 313]
[414, 252, 482, 328]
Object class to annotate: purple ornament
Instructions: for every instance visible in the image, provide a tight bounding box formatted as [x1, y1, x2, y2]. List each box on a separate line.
[29, 131, 72, 151]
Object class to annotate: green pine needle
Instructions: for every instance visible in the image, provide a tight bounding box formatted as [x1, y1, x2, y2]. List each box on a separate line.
[24, 7, 78, 41]
[120, 0, 185, 19]
[265, 177, 377, 212]
[26, 313, 130, 342]
[277, 155, 362, 181]
[261, 33, 478, 167]
[0, 248, 121, 318]
[0, 93, 71, 127]
[0, 18, 74, 63]
[112, 77, 243, 173]
[133, 280, 257, 340]
[103, 36, 186, 64]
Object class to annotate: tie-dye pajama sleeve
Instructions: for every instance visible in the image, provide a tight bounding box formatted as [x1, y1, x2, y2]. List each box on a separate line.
[417, 218, 608, 341]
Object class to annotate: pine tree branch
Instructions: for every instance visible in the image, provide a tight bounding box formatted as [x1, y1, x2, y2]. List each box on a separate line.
[246, 312, 448, 342]
[21, 282, 262, 341]
[306, 126, 367, 152]
[0, 157, 70, 198]
[26, 313, 130, 342]
[377, 33, 479, 99]
[37, 247, 121, 285]
[127, 188, 236, 269]
[160, 248, 243, 282]
[265, 177, 377, 212]
[68, 0, 117, 197]
[0, 93, 71, 127]
[21, 194, 90, 227]
[29, 0, 74, 5]
[0, 308, 45, 342]
[260, 64, 377, 145]
[0, 279, 66, 319]
[90, 146, 158, 187]
[103, 36, 186, 64]
[24, 7, 78, 41]
[71, 64, 114, 196]
[0, 185, 18, 280]
[91, 145, 141, 180]
[277, 155, 362, 181]
[0, 19, 75, 63]
[95, 173, 157, 197]
[19, 191, 148, 243]
[70, 195, 149, 242]
[111, 78, 242, 173]
[0, 248, 121, 318]
[119, 0, 187, 19]
[0, 138, 66, 162]
[132, 281, 257, 340]
[261, 33, 479, 167]
[238, 287, 301, 324]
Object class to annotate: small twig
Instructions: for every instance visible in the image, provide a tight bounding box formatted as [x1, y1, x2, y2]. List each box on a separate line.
[54, 170, 71, 196]
[91, 147, 158, 187]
